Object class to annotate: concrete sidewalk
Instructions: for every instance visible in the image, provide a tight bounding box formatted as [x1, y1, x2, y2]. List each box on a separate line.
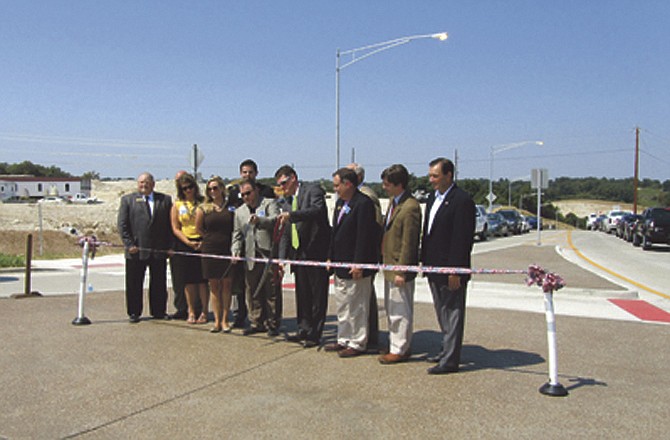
[1, 287, 669, 439]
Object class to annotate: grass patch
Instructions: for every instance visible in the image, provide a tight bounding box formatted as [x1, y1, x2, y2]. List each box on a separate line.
[0, 253, 25, 268]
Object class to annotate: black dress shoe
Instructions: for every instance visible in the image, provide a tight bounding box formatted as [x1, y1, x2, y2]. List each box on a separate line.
[426, 354, 442, 363]
[286, 332, 307, 343]
[243, 326, 266, 336]
[427, 365, 459, 375]
[128, 314, 140, 323]
[267, 328, 280, 337]
[152, 314, 170, 320]
[302, 340, 319, 348]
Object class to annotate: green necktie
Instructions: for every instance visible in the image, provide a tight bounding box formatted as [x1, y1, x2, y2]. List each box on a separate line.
[291, 195, 299, 249]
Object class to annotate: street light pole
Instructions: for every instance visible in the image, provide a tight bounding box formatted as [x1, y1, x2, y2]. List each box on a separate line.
[488, 140, 543, 212]
[335, 32, 448, 171]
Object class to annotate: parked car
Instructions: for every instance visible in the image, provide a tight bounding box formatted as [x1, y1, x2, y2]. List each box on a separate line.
[586, 213, 599, 230]
[497, 209, 523, 234]
[486, 213, 509, 237]
[38, 196, 66, 204]
[632, 207, 670, 250]
[594, 214, 608, 232]
[474, 205, 488, 241]
[605, 210, 630, 234]
[519, 215, 531, 233]
[527, 216, 543, 230]
[617, 213, 642, 240]
[67, 193, 99, 204]
[412, 189, 429, 203]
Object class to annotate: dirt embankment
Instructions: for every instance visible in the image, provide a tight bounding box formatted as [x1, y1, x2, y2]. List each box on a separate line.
[0, 179, 178, 258]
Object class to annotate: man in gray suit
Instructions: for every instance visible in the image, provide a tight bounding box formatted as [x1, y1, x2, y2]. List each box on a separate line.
[117, 172, 173, 323]
[232, 179, 281, 336]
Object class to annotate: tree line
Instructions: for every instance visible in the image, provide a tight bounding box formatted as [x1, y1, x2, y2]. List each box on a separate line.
[3, 161, 668, 227]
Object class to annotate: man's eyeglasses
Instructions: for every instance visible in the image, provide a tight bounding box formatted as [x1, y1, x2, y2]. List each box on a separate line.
[181, 184, 195, 191]
[240, 190, 253, 197]
[207, 186, 219, 192]
[278, 177, 291, 187]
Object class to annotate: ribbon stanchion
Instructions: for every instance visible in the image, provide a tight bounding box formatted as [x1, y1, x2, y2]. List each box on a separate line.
[72, 237, 95, 326]
[527, 265, 568, 397]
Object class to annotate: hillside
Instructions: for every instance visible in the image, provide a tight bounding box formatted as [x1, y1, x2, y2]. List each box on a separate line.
[552, 199, 638, 218]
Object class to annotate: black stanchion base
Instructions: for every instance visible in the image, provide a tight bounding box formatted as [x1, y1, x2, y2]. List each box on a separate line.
[72, 316, 92, 326]
[539, 382, 568, 397]
[10, 291, 43, 299]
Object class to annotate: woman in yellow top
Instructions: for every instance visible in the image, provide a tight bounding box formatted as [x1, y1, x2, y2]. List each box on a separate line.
[171, 173, 209, 324]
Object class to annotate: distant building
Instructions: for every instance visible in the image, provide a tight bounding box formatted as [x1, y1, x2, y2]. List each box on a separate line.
[0, 176, 89, 201]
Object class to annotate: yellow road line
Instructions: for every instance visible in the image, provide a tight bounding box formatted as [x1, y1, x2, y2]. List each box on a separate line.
[567, 230, 670, 300]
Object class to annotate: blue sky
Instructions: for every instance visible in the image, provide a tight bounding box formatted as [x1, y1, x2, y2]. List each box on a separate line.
[1, 1, 669, 183]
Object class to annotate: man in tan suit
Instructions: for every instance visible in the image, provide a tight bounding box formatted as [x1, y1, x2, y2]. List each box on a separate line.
[378, 164, 422, 364]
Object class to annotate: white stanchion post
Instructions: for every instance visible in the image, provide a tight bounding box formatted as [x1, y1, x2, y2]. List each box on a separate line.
[539, 290, 567, 396]
[72, 240, 92, 325]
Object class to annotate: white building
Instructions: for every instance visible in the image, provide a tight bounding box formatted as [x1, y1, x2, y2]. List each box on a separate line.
[0, 176, 89, 201]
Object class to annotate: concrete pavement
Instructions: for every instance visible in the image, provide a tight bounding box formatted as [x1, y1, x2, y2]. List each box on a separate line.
[1, 230, 670, 438]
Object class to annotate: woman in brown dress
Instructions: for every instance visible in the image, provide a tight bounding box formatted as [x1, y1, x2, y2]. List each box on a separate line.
[196, 176, 234, 332]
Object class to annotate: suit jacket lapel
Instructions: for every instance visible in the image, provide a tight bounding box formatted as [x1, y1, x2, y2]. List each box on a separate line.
[388, 191, 410, 228]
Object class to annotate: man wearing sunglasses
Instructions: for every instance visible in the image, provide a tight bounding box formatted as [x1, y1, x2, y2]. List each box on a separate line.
[227, 159, 276, 328]
[231, 179, 281, 336]
[275, 165, 331, 348]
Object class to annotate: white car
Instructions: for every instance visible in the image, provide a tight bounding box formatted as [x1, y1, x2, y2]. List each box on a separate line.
[605, 210, 630, 234]
[475, 205, 488, 241]
[38, 196, 66, 204]
[586, 213, 599, 230]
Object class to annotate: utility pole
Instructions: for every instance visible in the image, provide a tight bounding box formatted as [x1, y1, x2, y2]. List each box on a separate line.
[454, 149, 458, 181]
[633, 127, 640, 214]
[193, 144, 198, 178]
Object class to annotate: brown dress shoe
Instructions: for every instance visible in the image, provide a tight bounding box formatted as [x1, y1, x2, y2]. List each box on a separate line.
[378, 352, 411, 365]
[324, 343, 346, 352]
[338, 347, 364, 358]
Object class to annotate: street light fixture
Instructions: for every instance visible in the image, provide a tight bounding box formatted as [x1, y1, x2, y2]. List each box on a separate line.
[335, 32, 448, 170]
[488, 140, 543, 212]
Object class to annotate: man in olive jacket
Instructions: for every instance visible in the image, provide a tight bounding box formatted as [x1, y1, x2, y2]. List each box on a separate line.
[378, 164, 422, 364]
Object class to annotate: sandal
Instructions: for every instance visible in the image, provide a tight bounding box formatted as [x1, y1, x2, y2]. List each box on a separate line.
[210, 326, 222, 333]
[222, 326, 232, 333]
[196, 313, 208, 324]
[187, 315, 196, 325]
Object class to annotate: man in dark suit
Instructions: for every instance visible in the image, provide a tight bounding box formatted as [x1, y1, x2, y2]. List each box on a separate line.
[275, 165, 331, 348]
[347, 163, 381, 348]
[327, 167, 379, 358]
[118, 172, 173, 322]
[421, 158, 475, 374]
